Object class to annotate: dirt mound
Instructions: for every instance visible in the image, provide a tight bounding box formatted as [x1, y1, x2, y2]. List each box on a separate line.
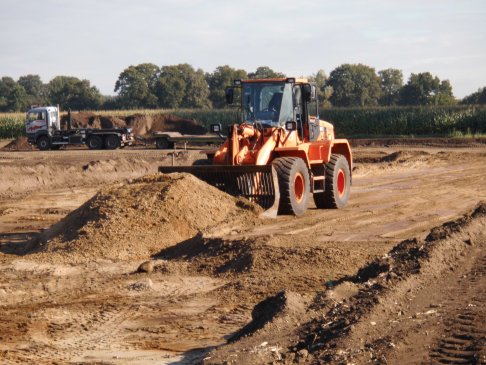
[294, 201, 486, 363]
[230, 290, 306, 341]
[61, 112, 127, 130]
[60, 112, 206, 137]
[204, 202, 486, 364]
[159, 235, 348, 304]
[350, 137, 486, 147]
[2, 136, 33, 150]
[126, 114, 206, 136]
[30, 173, 259, 262]
[354, 150, 430, 164]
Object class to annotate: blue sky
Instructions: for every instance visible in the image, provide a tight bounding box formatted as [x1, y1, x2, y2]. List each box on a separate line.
[1, 0, 485, 98]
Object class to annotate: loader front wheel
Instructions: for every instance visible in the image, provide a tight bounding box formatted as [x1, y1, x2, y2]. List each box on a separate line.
[273, 157, 310, 216]
[314, 154, 350, 209]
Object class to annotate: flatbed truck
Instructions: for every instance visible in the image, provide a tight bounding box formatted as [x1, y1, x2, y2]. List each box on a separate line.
[26, 106, 134, 150]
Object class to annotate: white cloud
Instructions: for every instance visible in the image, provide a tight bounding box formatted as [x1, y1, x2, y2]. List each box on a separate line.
[0, 0, 485, 97]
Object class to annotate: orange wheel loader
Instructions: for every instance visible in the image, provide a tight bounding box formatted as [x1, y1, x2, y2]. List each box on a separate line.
[159, 77, 352, 217]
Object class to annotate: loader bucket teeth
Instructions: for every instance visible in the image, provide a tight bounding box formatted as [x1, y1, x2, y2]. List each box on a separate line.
[158, 165, 280, 218]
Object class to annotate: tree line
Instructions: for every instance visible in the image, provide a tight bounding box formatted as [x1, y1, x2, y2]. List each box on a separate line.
[1, 63, 485, 112]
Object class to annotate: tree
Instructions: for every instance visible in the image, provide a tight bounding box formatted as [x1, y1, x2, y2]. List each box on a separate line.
[378, 68, 403, 106]
[18, 74, 48, 107]
[461, 87, 486, 105]
[114, 63, 159, 109]
[308, 69, 333, 108]
[399, 72, 456, 105]
[47, 76, 102, 110]
[248, 66, 285, 79]
[327, 64, 382, 107]
[479, 89, 486, 104]
[206, 65, 247, 108]
[156, 64, 210, 108]
[431, 80, 456, 105]
[0, 77, 28, 112]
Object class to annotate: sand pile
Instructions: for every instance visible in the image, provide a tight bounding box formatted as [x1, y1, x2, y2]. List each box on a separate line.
[2, 136, 34, 150]
[60, 112, 206, 137]
[126, 114, 206, 136]
[32, 173, 259, 263]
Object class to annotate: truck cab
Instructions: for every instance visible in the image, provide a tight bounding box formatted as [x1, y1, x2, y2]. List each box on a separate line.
[26, 106, 60, 147]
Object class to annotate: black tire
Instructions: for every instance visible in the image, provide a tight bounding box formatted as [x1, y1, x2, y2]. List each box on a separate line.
[87, 135, 103, 150]
[37, 136, 50, 151]
[192, 159, 212, 166]
[314, 154, 351, 209]
[155, 137, 169, 149]
[273, 156, 310, 216]
[104, 134, 120, 150]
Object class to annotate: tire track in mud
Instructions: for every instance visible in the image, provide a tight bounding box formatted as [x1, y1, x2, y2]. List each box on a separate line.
[0, 148, 193, 162]
[247, 160, 485, 245]
[430, 254, 486, 365]
[201, 203, 486, 365]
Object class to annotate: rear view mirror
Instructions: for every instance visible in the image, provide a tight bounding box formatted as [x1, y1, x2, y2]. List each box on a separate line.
[302, 84, 316, 103]
[225, 88, 234, 104]
[210, 123, 222, 133]
[285, 121, 297, 131]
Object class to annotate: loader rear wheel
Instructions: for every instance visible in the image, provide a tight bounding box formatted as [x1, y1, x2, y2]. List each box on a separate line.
[104, 134, 120, 150]
[314, 154, 350, 209]
[87, 135, 103, 150]
[273, 157, 310, 216]
[37, 136, 50, 151]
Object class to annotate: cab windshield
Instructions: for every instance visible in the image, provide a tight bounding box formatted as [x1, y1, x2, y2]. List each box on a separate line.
[27, 110, 46, 122]
[241, 82, 293, 127]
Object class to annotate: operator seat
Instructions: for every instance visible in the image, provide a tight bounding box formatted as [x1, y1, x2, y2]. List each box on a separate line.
[268, 92, 283, 112]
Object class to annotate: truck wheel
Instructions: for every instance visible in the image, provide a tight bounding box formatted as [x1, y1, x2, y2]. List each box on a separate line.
[104, 134, 120, 150]
[155, 137, 169, 149]
[87, 135, 103, 150]
[314, 154, 351, 209]
[273, 156, 310, 216]
[37, 136, 50, 151]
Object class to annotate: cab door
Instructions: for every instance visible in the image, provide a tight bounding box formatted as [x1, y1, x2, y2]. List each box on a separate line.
[26, 110, 48, 134]
[292, 86, 304, 140]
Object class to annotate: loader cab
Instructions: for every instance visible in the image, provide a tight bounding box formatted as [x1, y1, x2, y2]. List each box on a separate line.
[239, 80, 293, 128]
[228, 78, 318, 140]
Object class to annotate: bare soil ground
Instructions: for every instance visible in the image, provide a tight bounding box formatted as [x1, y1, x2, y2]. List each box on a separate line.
[0, 142, 485, 364]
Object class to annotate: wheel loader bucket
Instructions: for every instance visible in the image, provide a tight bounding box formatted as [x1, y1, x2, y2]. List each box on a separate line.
[158, 165, 280, 218]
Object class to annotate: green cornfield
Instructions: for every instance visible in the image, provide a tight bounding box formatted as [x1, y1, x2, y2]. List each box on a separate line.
[0, 114, 25, 139]
[1, 105, 485, 140]
[319, 105, 486, 138]
[174, 105, 486, 137]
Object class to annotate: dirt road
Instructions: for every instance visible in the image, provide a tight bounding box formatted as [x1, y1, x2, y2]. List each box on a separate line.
[0, 144, 485, 364]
